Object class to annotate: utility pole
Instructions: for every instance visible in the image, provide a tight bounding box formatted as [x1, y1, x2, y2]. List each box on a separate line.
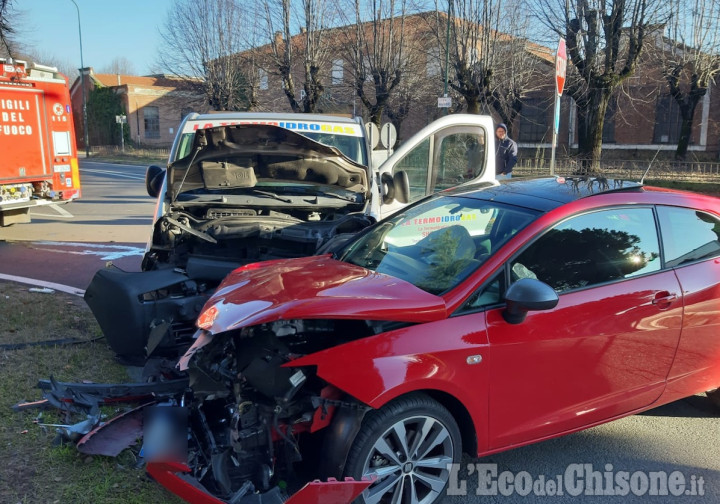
[70, 0, 89, 158]
[443, 1, 452, 115]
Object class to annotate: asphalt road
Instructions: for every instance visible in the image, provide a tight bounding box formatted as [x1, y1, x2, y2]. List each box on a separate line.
[449, 395, 719, 503]
[0, 160, 155, 289]
[0, 160, 718, 503]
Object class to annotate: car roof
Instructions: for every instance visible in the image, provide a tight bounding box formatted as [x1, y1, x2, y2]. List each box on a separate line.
[447, 177, 645, 212]
[185, 111, 360, 124]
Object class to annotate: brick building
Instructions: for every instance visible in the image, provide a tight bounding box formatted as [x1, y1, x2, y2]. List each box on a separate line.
[69, 69, 207, 148]
[246, 14, 720, 159]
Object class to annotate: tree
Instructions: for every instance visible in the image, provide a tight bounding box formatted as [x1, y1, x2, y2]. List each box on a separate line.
[86, 84, 126, 146]
[1, 0, 15, 57]
[100, 57, 137, 76]
[263, 0, 333, 113]
[429, 1, 544, 136]
[533, 0, 666, 169]
[661, 0, 720, 159]
[338, 0, 414, 127]
[158, 0, 256, 111]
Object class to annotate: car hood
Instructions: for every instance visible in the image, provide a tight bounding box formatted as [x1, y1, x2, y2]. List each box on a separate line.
[167, 124, 369, 201]
[196, 255, 448, 334]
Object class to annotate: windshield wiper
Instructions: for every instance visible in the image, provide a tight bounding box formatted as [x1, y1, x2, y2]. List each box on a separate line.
[303, 192, 358, 204]
[250, 189, 293, 203]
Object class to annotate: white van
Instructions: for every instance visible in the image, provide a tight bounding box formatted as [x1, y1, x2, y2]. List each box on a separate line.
[85, 112, 498, 360]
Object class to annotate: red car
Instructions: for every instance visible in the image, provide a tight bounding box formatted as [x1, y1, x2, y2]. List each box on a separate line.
[151, 177, 720, 504]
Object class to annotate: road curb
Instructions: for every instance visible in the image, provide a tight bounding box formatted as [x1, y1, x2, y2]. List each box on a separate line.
[0, 273, 86, 296]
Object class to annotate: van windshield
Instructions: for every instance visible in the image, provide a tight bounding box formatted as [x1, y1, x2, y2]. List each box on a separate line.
[173, 130, 366, 166]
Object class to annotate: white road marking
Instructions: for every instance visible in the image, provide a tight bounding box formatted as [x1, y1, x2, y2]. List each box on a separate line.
[34, 241, 146, 260]
[0, 273, 85, 296]
[80, 168, 146, 181]
[31, 204, 75, 218]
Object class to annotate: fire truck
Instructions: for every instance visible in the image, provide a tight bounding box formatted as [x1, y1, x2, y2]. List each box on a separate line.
[0, 58, 81, 226]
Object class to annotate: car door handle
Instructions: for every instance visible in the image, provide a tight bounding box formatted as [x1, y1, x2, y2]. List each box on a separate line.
[652, 292, 677, 307]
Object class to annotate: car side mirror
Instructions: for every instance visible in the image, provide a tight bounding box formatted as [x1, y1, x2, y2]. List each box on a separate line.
[146, 165, 166, 198]
[381, 170, 410, 205]
[502, 278, 559, 324]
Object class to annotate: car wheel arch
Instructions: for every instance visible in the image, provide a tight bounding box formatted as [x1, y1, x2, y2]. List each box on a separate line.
[316, 381, 481, 471]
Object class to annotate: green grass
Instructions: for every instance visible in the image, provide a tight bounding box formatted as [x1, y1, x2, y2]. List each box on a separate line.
[0, 281, 183, 504]
[644, 178, 720, 196]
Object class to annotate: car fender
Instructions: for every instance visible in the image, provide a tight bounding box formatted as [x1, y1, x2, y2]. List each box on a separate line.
[288, 314, 490, 453]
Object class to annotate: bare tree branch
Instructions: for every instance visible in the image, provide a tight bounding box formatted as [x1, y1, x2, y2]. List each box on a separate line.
[157, 0, 258, 111]
[658, 0, 720, 158]
[1, 0, 16, 57]
[426, 0, 545, 137]
[532, 0, 667, 169]
[263, 0, 333, 113]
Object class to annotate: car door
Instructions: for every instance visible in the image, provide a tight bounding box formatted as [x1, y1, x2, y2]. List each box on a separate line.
[656, 205, 720, 401]
[376, 114, 495, 219]
[484, 206, 683, 450]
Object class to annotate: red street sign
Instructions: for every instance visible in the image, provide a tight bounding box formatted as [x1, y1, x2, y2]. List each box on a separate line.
[556, 38, 567, 96]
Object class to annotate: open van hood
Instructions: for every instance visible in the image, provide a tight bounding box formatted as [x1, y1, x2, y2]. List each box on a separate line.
[167, 124, 370, 201]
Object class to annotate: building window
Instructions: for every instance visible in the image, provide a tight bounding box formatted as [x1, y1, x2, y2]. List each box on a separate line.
[518, 97, 551, 143]
[259, 69, 268, 91]
[653, 94, 682, 143]
[332, 59, 344, 85]
[427, 47, 441, 77]
[602, 97, 617, 143]
[143, 106, 160, 139]
[362, 58, 373, 81]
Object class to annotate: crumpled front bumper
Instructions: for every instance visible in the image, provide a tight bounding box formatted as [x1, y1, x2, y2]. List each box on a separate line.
[146, 461, 372, 504]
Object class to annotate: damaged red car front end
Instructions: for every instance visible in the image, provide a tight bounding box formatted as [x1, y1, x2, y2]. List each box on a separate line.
[157, 255, 451, 504]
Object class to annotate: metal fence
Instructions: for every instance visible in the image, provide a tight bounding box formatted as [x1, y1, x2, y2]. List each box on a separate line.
[516, 159, 720, 183]
[89, 144, 170, 159]
[87, 144, 720, 184]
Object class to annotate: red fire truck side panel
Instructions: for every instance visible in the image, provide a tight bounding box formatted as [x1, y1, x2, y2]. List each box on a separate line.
[0, 61, 81, 213]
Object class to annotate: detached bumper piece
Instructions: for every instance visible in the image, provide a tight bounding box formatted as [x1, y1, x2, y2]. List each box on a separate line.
[146, 461, 372, 504]
[84, 266, 210, 361]
[14, 376, 189, 448]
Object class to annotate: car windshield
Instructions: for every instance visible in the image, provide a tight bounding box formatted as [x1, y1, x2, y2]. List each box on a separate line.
[340, 194, 538, 295]
[174, 130, 366, 166]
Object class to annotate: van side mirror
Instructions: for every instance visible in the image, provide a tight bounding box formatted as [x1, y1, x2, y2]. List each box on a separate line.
[146, 165, 165, 198]
[380, 170, 410, 205]
[503, 278, 559, 324]
[393, 171, 409, 204]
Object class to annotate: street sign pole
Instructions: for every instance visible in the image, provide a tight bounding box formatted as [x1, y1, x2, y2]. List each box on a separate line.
[116, 115, 127, 152]
[551, 38, 567, 176]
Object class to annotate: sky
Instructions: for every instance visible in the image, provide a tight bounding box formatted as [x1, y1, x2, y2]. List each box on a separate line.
[13, 0, 176, 76]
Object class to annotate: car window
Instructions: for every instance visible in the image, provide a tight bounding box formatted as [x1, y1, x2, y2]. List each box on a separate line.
[174, 129, 366, 165]
[657, 206, 720, 267]
[394, 137, 431, 202]
[511, 208, 661, 293]
[460, 272, 505, 312]
[432, 131, 486, 191]
[175, 133, 196, 160]
[341, 195, 537, 295]
[302, 132, 366, 165]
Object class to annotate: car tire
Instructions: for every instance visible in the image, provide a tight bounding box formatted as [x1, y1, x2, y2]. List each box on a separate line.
[707, 389, 720, 409]
[344, 393, 461, 504]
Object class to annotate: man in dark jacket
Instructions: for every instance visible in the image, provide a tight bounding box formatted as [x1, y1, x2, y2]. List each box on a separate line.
[495, 123, 517, 179]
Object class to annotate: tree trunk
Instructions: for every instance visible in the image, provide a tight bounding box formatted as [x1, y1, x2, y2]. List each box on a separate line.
[674, 92, 702, 160]
[369, 104, 385, 127]
[575, 88, 611, 172]
[675, 110, 695, 160]
[465, 96, 480, 114]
